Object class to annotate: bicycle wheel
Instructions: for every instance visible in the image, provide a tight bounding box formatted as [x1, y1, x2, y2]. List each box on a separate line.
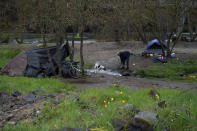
[69, 66, 81, 79]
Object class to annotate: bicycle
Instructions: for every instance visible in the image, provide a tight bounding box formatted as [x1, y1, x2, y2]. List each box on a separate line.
[61, 61, 81, 79]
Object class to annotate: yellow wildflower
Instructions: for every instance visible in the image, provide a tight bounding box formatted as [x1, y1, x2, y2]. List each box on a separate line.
[122, 100, 126, 103]
[120, 91, 123, 95]
[114, 84, 117, 87]
[171, 119, 174, 122]
[104, 100, 106, 103]
[155, 94, 160, 99]
[104, 105, 108, 108]
[108, 101, 110, 104]
[111, 97, 114, 101]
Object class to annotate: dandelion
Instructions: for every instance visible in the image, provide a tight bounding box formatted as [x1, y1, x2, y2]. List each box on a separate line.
[108, 101, 110, 104]
[104, 105, 108, 108]
[104, 100, 106, 103]
[122, 100, 126, 103]
[171, 119, 174, 122]
[155, 94, 160, 99]
[111, 97, 114, 101]
[120, 91, 123, 95]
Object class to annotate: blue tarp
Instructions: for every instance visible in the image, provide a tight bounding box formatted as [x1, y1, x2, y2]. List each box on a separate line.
[146, 39, 161, 50]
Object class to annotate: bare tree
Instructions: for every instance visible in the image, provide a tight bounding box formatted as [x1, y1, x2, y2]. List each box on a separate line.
[68, 0, 95, 75]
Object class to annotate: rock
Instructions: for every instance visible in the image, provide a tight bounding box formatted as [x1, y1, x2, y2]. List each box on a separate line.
[122, 71, 131, 76]
[48, 94, 58, 98]
[120, 104, 139, 114]
[126, 125, 142, 131]
[112, 118, 126, 131]
[158, 101, 166, 108]
[31, 89, 44, 95]
[0, 92, 9, 105]
[6, 114, 14, 121]
[7, 121, 16, 125]
[12, 91, 21, 97]
[133, 111, 157, 130]
[22, 94, 36, 103]
[50, 127, 89, 131]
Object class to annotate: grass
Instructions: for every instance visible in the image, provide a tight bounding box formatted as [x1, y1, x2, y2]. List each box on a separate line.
[137, 60, 197, 82]
[2, 85, 197, 131]
[0, 47, 22, 67]
[0, 75, 76, 94]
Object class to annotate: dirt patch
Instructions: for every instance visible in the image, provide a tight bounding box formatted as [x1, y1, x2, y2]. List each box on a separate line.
[69, 41, 197, 90]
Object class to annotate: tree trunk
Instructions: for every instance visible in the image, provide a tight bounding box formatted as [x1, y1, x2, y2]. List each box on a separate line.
[80, 32, 85, 75]
[126, 24, 130, 41]
[134, 24, 147, 44]
[187, 12, 194, 41]
[56, 31, 64, 76]
[115, 29, 120, 43]
[56, 42, 62, 75]
[70, 33, 75, 61]
[42, 33, 47, 47]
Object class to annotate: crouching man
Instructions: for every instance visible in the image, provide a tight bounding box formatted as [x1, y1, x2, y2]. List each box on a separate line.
[117, 51, 131, 70]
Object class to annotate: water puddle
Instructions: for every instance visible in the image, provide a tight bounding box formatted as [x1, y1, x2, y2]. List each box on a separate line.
[87, 69, 122, 76]
[86, 62, 122, 76]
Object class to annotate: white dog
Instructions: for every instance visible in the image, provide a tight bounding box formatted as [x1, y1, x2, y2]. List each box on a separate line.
[94, 63, 106, 71]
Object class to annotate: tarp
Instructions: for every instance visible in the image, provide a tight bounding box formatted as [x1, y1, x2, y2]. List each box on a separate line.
[146, 39, 161, 50]
[145, 39, 167, 54]
[1, 43, 69, 77]
[0, 52, 27, 76]
[24, 43, 69, 77]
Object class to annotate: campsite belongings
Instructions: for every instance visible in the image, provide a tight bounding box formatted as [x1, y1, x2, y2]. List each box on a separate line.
[142, 39, 176, 63]
[0, 43, 72, 78]
[189, 75, 196, 79]
[152, 54, 167, 63]
[142, 39, 167, 57]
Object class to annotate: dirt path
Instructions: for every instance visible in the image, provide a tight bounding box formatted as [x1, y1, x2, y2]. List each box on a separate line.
[61, 73, 197, 90]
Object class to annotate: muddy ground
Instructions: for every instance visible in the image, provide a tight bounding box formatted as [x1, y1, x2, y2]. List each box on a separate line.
[61, 41, 197, 90]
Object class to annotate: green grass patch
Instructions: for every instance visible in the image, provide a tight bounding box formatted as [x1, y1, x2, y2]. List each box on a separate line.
[137, 60, 197, 82]
[0, 47, 22, 67]
[0, 75, 76, 94]
[3, 86, 197, 131]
